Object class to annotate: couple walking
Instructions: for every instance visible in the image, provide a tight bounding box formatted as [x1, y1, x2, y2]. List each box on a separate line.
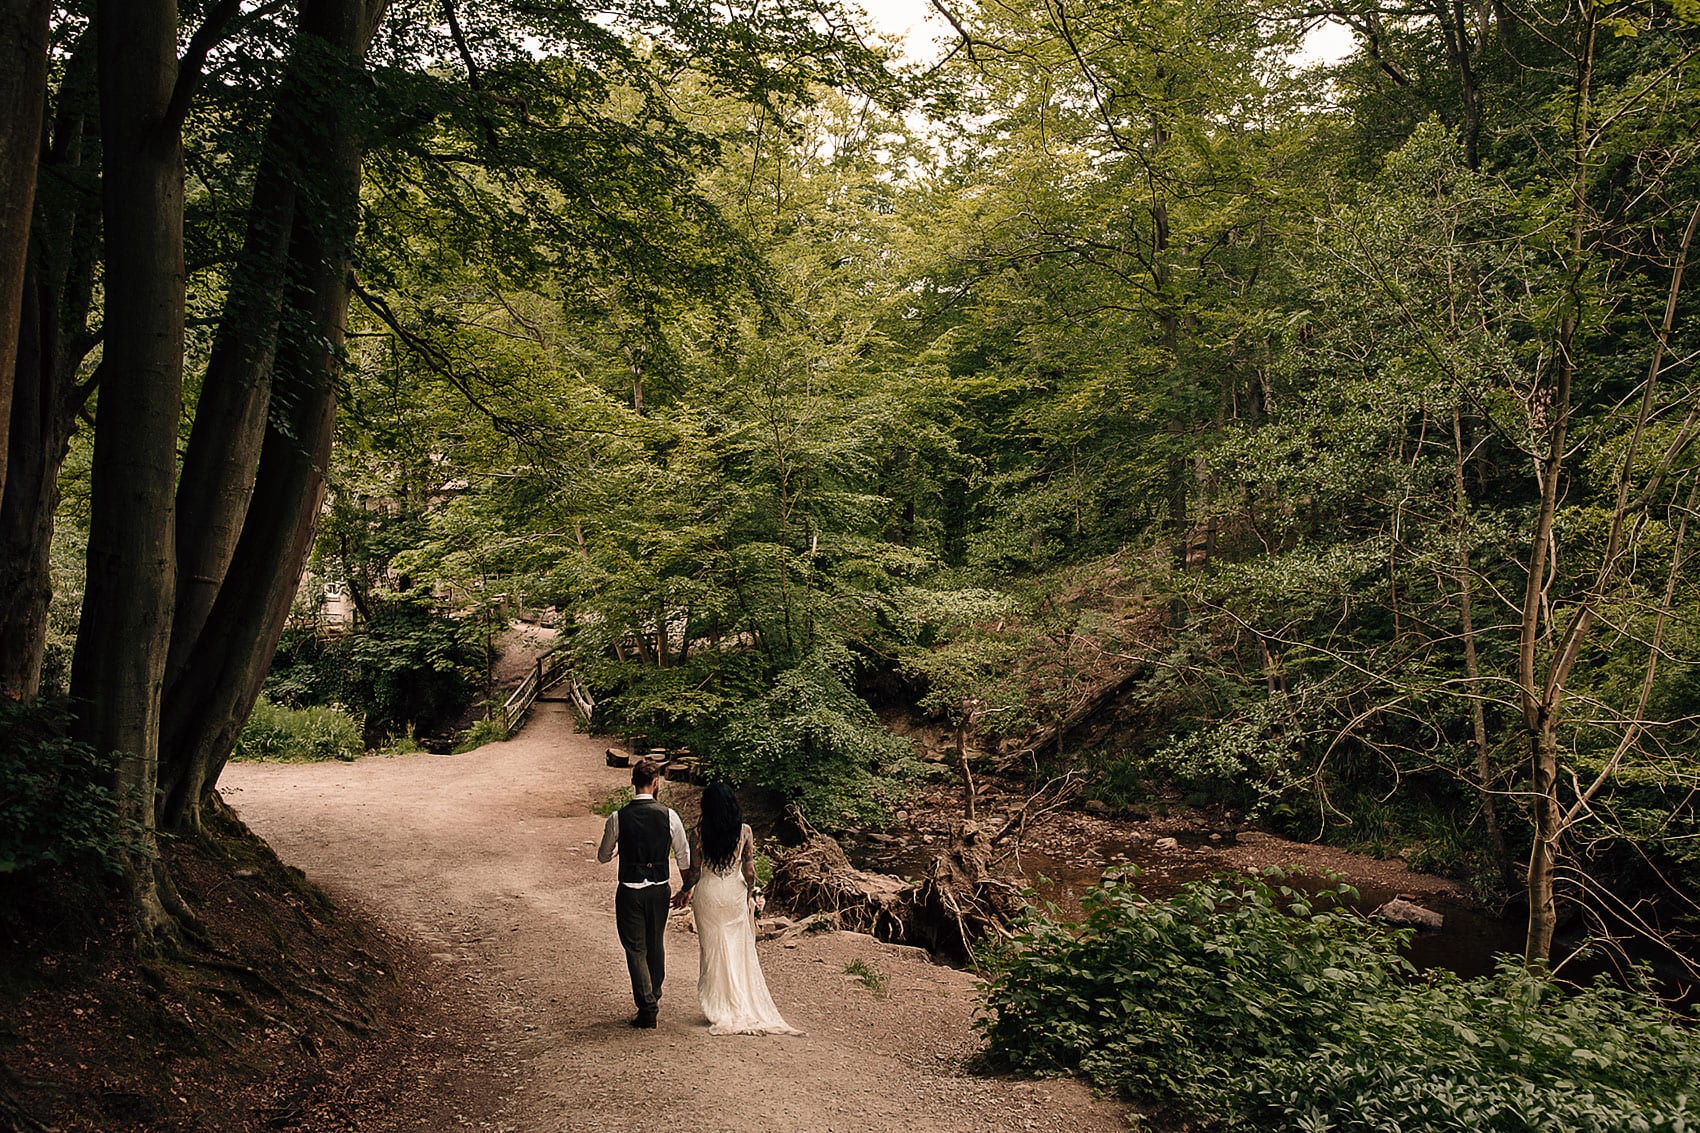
[596, 759, 802, 1036]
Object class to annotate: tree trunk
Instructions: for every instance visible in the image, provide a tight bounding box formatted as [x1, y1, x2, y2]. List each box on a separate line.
[1525, 723, 1561, 962]
[158, 354, 337, 831]
[0, 0, 51, 510]
[0, 30, 99, 700]
[0, 263, 70, 699]
[1450, 407, 1513, 890]
[167, 0, 360, 685]
[70, 0, 184, 939]
[1518, 14, 1593, 963]
[158, 0, 383, 831]
[956, 717, 976, 821]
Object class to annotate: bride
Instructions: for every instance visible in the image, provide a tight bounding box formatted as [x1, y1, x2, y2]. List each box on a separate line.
[674, 783, 803, 1036]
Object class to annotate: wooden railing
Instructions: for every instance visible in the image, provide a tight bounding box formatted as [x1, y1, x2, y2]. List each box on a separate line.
[498, 651, 581, 736]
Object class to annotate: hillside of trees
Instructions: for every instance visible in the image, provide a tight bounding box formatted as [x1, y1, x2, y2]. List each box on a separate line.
[4, 0, 1700, 1127]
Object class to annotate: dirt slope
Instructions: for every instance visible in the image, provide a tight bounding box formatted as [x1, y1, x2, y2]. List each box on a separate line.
[219, 701, 1126, 1133]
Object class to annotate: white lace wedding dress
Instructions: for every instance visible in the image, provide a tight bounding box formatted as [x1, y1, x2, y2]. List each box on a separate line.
[692, 825, 803, 1036]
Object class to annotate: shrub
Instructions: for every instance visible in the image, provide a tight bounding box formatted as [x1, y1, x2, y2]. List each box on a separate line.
[265, 595, 486, 741]
[0, 701, 134, 875]
[977, 870, 1700, 1131]
[844, 958, 889, 997]
[1141, 708, 1303, 817]
[452, 714, 507, 754]
[1247, 957, 1700, 1131]
[712, 643, 919, 827]
[376, 730, 426, 756]
[979, 870, 1406, 1118]
[234, 700, 364, 762]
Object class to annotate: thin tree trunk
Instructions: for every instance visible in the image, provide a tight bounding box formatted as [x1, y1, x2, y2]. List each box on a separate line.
[1520, 13, 1593, 964]
[1525, 724, 1561, 961]
[1450, 407, 1513, 889]
[957, 716, 976, 822]
[0, 0, 51, 509]
[70, 0, 184, 939]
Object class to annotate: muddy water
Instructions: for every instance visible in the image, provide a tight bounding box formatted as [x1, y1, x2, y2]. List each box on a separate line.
[844, 831, 1527, 979]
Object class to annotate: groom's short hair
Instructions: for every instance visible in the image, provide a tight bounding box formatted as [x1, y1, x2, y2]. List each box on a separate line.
[632, 759, 661, 789]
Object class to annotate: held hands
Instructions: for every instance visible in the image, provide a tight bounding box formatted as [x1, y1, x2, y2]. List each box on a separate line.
[671, 886, 692, 910]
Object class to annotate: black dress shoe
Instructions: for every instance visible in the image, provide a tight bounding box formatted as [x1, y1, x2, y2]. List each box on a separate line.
[630, 1012, 657, 1029]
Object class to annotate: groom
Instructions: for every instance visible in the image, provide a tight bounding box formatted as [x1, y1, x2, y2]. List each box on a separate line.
[596, 759, 690, 1028]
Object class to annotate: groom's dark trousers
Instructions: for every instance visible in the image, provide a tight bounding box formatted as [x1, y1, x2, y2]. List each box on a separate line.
[615, 882, 668, 1014]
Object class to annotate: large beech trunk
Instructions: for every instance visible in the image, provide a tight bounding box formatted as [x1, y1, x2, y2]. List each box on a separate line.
[158, 357, 338, 831]
[0, 0, 51, 510]
[158, 0, 383, 831]
[69, 0, 184, 937]
[166, 0, 370, 685]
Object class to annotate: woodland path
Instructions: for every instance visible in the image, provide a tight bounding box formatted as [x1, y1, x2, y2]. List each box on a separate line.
[218, 699, 1127, 1133]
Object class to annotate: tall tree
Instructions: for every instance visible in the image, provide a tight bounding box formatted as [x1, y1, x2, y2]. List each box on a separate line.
[0, 0, 51, 509]
[68, 0, 185, 937]
[159, 0, 387, 832]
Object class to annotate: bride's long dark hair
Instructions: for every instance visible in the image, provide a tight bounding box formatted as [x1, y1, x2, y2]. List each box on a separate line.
[699, 782, 742, 871]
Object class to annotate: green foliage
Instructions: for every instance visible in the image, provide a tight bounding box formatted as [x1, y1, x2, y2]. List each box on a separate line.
[592, 786, 635, 817]
[712, 643, 918, 826]
[979, 870, 1407, 1116]
[267, 596, 486, 741]
[978, 870, 1700, 1130]
[453, 714, 508, 754]
[0, 702, 133, 875]
[590, 652, 769, 749]
[1247, 961, 1700, 1132]
[233, 700, 365, 763]
[1321, 786, 1501, 886]
[843, 958, 889, 997]
[376, 731, 427, 756]
[1142, 708, 1303, 817]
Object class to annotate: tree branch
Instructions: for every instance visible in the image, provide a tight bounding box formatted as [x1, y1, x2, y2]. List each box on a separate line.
[166, 0, 294, 134]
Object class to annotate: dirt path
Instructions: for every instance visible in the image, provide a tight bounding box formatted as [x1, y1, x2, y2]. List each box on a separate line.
[219, 702, 1125, 1133]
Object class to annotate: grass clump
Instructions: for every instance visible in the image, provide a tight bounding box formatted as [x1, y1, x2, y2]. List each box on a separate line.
[592, 786, 635, 817]
[233, 699, 364, 763]
[844, 958, 888, 998]
[978, 869, 1700, 1131]
[452, 715, 507, 754]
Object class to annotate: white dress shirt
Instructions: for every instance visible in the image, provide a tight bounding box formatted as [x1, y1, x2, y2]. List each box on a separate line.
[596, 793, 690, 887]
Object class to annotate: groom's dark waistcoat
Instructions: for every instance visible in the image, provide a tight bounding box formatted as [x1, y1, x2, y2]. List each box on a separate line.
[616, 799, 672, 885]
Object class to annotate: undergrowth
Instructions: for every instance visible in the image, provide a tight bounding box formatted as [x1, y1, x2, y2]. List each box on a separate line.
[0, 700, 134, 876]
[233, 699, 364, 762]
[978, 869, 1700, 1131]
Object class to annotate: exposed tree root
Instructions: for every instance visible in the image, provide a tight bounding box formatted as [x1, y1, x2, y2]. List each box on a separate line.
[770, 823, 1027, 960]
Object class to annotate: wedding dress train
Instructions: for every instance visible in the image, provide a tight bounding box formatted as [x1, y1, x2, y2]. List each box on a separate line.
[692, 827, 803, 1036]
